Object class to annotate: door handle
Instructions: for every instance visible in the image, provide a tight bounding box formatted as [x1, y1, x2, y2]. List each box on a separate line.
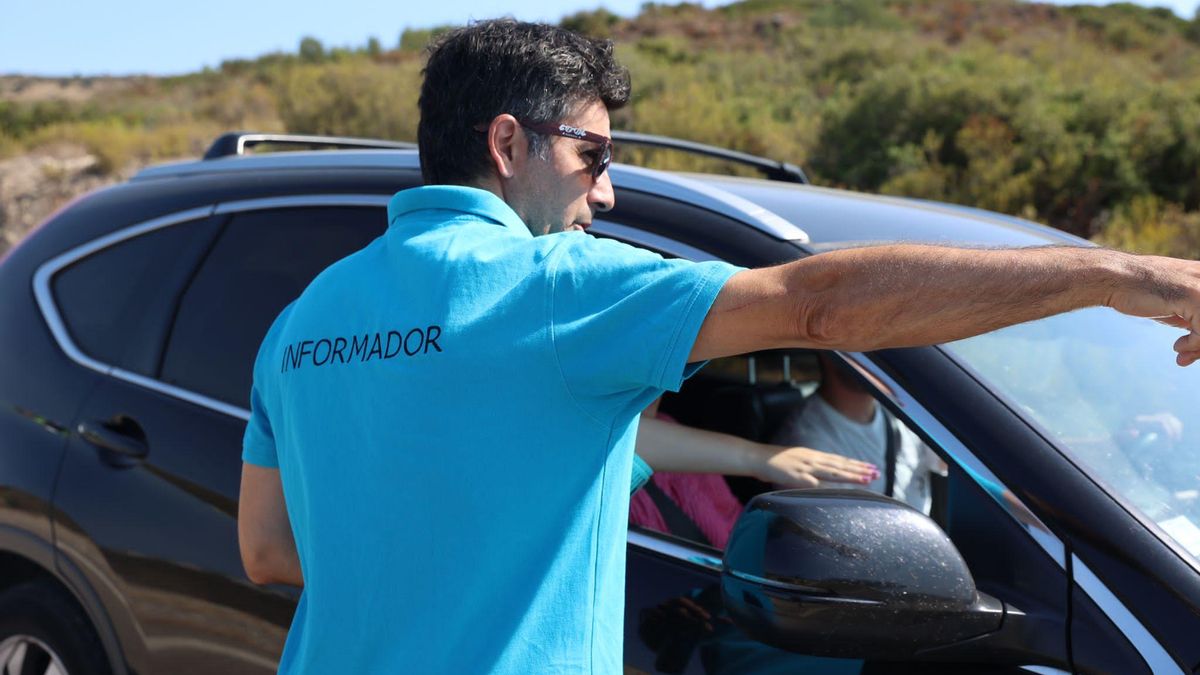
[78, 419, 148, 465]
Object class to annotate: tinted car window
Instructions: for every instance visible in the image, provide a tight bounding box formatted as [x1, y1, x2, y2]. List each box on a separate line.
[53, 217, 221, 377]
[160, 206, 387, 408]
[642, 350, 947, 551]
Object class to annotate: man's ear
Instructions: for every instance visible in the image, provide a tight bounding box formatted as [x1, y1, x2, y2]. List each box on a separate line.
[486, 114, 524, 179]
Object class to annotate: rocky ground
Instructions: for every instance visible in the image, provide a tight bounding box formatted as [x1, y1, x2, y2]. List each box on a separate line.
[0, 75, 138, 103]
[0, 144, 133, 258]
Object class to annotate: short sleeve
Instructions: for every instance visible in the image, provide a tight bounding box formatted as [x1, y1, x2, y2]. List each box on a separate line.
[630, 454, 654, 495]
[242, 304, 291, 468]
[242, 382, 279, 467]
[548, 235, 741, 416]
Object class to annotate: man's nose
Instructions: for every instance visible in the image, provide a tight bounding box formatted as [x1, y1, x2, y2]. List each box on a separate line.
[589, 170, 615, 213]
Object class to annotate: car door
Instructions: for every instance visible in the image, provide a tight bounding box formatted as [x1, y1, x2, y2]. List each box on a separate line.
[52, 197, 392, 675]
[619, 351, 1079, 674]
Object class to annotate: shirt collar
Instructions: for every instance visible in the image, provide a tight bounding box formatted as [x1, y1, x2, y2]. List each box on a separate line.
[387, 185, 532, 239]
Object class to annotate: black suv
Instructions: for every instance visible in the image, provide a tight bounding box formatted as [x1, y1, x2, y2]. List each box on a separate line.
[1, 132, 1198, 675]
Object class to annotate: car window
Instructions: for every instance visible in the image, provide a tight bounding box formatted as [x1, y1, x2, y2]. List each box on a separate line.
[634, 349, 946, 551]
[946, 308, 1200, 564]
[52, 216, 221, 377]
[159, 206, 387, 409]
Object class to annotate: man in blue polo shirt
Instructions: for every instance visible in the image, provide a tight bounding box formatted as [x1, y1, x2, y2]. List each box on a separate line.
[243, 184, 735, 673]
[238, 18, 1200, 675]
[239, 22, 737, 674]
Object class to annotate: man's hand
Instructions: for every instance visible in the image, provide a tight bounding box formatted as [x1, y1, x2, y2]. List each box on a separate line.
[238, 463, 304, 587]
[1103, 254, 1200, 366]
[748, 443, 878, 488]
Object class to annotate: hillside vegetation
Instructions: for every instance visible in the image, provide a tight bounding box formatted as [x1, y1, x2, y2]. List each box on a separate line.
[3, 0, 1200, 256]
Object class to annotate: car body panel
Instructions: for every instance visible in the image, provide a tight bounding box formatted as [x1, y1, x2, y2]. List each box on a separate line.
[55, 376, 292, 674]
[687, 174, 1082, 249]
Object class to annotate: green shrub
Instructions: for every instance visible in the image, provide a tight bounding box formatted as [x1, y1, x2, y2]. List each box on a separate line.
[398, 26, 452, 52]
[1095, 195, 1200, 258]
[0, 131, 20, 159]
[809, 0, 902, 30]
[299, 36, 326, 64]
[274, 61, 421, 141]
[562, 9, 621, 39]
[24, 119, 221, 174]
[5, 0, 1200, 251]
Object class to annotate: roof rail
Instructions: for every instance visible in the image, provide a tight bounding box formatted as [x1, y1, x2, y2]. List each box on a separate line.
[610, 131, 809, 184]
[201, 130, 809, 184]
[203, 132, 416, 160]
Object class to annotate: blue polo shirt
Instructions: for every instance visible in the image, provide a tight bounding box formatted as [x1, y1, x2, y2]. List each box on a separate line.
[243, 185, 740, 673]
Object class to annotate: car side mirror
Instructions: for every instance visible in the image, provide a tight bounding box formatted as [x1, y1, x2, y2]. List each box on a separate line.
[721, 489, 1006, 660]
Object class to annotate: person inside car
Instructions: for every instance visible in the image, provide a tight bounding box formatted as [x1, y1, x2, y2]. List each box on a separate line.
[772, 352, 947, 513]
[237, 18, 1200, 675]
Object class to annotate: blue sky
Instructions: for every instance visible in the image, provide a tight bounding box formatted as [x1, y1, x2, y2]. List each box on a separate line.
[2, 0, 1197, 76]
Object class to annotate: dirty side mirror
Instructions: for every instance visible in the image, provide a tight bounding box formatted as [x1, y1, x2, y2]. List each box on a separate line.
[722, 489, 1007, 660]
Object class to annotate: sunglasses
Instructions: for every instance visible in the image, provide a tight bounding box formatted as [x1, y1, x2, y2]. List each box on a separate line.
[518, 120, 613, 181]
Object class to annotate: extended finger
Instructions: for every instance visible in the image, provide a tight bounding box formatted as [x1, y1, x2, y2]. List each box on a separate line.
[1174, 333, 1200, 366]
[806, 449, 874, 470]
[827, 455, 875, 469]
[813, 464, 875, 484]
[817, 456, 876, 476]
[802, 450, 872, 468]
[813, 466, 878, 484]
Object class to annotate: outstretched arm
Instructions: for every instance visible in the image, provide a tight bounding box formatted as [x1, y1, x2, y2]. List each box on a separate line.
[635, 414, 877, 487]
[238, 463, 304, 587]
[691, 245, 1200, 365]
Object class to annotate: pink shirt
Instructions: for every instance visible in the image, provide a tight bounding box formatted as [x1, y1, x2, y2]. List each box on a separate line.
[629, 472, 743, 549]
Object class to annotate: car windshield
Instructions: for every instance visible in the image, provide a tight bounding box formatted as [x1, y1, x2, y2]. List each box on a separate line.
[944, 308, 1200, 566]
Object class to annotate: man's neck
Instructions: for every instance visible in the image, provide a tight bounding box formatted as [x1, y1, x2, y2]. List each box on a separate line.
[468, 176, 505, 202]
[466, 176, 540, 237]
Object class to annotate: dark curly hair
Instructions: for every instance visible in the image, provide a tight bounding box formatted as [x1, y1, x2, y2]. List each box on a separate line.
[418, 19, 631, 186]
